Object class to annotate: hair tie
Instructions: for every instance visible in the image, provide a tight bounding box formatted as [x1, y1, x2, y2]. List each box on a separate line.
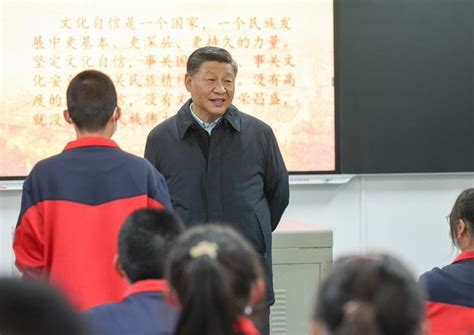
[189, 241, 218, 259]
[244, 305, 253, 316]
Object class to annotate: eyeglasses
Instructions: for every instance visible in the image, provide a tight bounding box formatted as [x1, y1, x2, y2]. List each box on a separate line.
[445, 215, 450, 224]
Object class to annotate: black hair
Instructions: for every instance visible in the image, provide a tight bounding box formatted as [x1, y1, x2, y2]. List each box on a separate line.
[0, 278, 86, 335]
[66, 70, 117, 131]
[314, 254, 425, 335]
[118, 208, 185, 283]
[448, 188, 474, 246]
[166, 224, 263, 335]
[186, 46, 238, 76]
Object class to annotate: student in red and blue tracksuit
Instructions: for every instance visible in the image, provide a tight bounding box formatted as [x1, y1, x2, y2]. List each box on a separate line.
[84, 209, 184, 335]
[419, 188, 474, 335]
[13, 70, 173, 311]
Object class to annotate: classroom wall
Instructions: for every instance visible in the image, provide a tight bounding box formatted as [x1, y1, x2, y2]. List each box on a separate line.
[1, 173, 473, 276]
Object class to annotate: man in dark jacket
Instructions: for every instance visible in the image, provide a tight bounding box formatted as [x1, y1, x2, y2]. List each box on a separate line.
[145, 46, 289, 334]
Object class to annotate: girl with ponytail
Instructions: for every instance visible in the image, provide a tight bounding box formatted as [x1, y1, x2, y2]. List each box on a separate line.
[312, 254, 426, 335]
[165, 224, 265, 335]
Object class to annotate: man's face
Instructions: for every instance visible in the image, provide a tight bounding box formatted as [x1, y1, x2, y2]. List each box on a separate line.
[185, 61, 235, 123]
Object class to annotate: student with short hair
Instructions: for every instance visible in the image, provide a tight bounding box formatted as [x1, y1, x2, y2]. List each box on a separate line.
[419, 188, 474, 335]
[85, 208, 185, 335]
[166, 224, 265, 335]
[313, 254, 426, 335]
[13, 70, 173, 311]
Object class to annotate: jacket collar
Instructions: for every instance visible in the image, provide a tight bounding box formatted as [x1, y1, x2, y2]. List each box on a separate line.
[176, 99, 241, 140]
[123, 279, 168, 299]
[453, 250, 474, 264]
[63, 137, 119, 151]
[233, 317, 259, 335]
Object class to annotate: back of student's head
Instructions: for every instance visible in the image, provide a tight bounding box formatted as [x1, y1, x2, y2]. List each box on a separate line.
[448, 188, 474, 246]
[0, 278, 86, 335]
[313, 254, 425, 335]
[166, 224, 263, 335]
[66, 70, 117, 131]
[118, 208, 185, 283]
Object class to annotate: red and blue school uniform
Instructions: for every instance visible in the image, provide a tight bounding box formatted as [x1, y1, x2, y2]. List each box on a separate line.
[13, 137, 172, 311]
[84, 279, 178, 335]
[419, 250, 474, 335]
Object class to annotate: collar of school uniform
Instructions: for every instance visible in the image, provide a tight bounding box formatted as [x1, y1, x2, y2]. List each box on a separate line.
[63, 137, 119, 151]
[453, 250, 474, 264]
[123, 279, 168, 299]
[233, 317, 259, 335]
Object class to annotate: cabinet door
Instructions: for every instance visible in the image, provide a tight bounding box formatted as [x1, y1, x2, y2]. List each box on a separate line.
[271, 248, 332, 335]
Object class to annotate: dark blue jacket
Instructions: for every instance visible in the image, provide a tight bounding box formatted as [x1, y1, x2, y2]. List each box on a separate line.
[85, 280, 178, 335]
[145, 100, 289, 304]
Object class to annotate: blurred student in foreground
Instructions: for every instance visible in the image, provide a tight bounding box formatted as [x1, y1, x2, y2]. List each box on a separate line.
[313, 254, 426, 335]
[0, 277, 87, 335]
